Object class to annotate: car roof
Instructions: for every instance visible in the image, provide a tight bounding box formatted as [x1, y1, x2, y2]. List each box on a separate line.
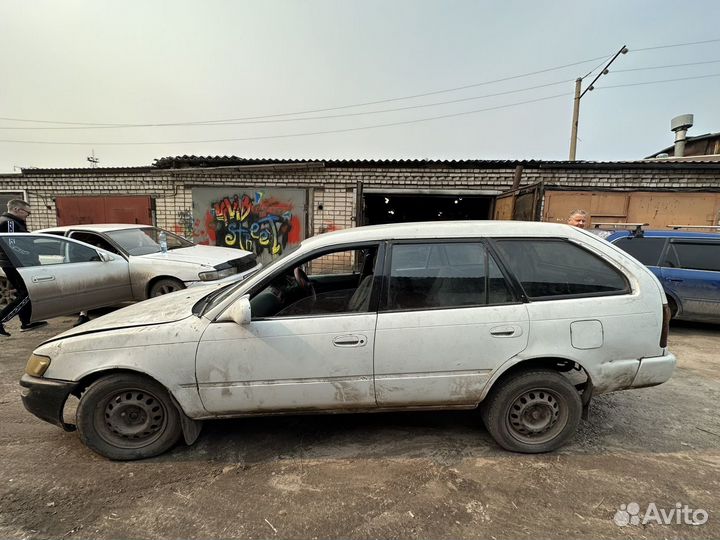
[38, 223, 154, 233]
[299, 220, 592, 250]
[607, 229, 720, 241]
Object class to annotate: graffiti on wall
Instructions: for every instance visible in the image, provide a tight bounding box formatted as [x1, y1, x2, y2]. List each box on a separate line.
[173, 209, 194, 238]
[194, 191, 302, 259]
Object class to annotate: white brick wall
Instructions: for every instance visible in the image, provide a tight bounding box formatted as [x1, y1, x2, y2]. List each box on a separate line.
[0, 164, 718, 236]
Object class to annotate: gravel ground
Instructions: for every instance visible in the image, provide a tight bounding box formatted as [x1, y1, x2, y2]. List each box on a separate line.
[0, 315, 718, 539]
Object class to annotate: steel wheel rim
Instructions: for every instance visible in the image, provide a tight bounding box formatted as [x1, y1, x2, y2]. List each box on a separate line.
[153, 283, 180, 296]
[95, 388, 168, 449]
[505, 387, 568, 445]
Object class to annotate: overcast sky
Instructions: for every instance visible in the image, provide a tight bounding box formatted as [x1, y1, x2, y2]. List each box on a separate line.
[0, 0, 718, 172]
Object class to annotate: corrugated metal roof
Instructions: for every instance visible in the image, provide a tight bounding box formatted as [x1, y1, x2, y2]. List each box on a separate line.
[151, 155, 720, 170]
[10, 155, 720, 175]
[646, 131, 720, 158]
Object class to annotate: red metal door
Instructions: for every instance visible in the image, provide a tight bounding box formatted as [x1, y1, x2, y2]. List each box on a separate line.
[56, 196, 152, 225]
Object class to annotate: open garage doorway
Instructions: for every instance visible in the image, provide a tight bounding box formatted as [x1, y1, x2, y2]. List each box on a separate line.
[362, 193, 493, 225]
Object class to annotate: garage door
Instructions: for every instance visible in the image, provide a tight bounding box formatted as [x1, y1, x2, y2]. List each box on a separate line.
[56, 196, 152, 226]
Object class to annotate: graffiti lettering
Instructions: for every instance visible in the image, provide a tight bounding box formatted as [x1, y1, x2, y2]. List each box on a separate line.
[204, 192, 299, 258]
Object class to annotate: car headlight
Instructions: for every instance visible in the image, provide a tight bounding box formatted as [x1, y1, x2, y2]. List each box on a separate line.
[198, 267, 238, 281]
[26, 354, 51, 377]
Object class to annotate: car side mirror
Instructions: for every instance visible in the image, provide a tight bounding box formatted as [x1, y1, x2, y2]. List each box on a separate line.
[223, 295, 252, 325]
[97, 250, 114, 262]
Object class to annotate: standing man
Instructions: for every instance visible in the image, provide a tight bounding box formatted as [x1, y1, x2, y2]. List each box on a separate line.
[0, 199, 47, 336]
[567, 209, 588, 229]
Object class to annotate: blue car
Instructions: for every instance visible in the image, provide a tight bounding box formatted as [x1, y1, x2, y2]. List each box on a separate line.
[606, 229, 720, 323]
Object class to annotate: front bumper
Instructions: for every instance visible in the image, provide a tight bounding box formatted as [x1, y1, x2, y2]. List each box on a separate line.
[20, 374, 79, 431]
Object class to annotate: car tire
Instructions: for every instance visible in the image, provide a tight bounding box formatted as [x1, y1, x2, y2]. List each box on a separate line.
[0, 275, 15, 309]
[481, 369, 582, 453]
[76, 373, 182, 460]
[149, 278, 184, 297]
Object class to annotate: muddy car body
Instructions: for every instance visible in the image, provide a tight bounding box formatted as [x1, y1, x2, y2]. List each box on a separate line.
[0, 229, 259, 321]
[20, 221, 676, 460]
[37, 224, 259, 299]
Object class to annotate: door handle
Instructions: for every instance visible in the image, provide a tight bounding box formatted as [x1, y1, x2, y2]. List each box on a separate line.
[32, 275, 55, 283]
[332, 334, 367, 347]
[665, 278, 683, 282]
[490, 325, 522, 338]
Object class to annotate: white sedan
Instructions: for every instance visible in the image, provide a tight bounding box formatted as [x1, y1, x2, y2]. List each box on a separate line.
[0, 225, 259, 320]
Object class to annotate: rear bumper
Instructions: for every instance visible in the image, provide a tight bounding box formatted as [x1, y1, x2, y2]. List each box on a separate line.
[592, 352, 677, 394]
[631, 352, 677, 389]
[20, 374, 78, 431]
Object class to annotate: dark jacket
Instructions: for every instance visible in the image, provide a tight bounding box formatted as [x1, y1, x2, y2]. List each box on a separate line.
[0, 212, 30, 267]
[0, 212, 29, 233]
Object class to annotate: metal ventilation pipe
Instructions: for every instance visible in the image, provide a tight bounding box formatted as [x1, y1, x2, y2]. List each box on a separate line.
[670, 114, 694, 157]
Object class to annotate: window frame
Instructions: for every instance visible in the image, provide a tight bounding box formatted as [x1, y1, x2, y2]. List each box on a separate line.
[663, 238, 720, 272]
[379, 238, 522, 313]
[0, 234, 101, 268]
[247, 240, 386, 321]
[613, 236, 668, 267]
[489, 237, 632, 302]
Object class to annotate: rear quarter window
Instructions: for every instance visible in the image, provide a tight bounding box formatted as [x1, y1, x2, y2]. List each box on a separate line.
[493, 238, 629, 299]
[613, 237, 666, 266]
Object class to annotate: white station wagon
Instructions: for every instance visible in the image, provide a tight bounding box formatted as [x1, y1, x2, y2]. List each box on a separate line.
[20, 221, 676, 460]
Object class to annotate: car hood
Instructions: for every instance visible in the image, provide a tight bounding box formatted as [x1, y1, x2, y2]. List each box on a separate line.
[139, 245, 252, 267]
[46, 286, 216, 342]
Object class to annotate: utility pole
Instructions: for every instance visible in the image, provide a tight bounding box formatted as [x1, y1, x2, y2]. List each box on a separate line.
[568, 44, 629, 161]
[568, 78, 582, 161]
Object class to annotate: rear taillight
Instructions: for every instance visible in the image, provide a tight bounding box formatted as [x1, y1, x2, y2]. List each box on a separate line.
[660, 303, 671, 348]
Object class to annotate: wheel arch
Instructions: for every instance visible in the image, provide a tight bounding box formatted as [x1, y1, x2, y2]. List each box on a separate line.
[70, 367, 202, 445]
[481, 356, 593, 405]
[663, 289, 681, 318]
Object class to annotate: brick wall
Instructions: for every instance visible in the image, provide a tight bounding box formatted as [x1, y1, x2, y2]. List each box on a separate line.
[1, 163, 718, 236]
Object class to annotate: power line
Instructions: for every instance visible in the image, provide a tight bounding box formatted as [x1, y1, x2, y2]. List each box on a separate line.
[1, 70, 718, 147]
[612, 59, 720, 73]
[0, 78, 578, 130]
[596, 72, 720, 89]
[0, 93, 572, 146]
[631, 37, 720, 52]
[0, 54, 615, 127]
[5, 60, 718, 132]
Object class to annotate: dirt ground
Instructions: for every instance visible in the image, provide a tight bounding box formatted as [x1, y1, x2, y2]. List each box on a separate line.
[0, 315, 718, 540]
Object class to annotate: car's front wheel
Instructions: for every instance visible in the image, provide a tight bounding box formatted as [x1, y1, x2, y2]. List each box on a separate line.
[481, 369, 582, 453]
[149, 278, 184, 297]
[76, 373, 182, 460]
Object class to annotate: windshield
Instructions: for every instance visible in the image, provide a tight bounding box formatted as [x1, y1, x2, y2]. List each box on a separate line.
[194, 246, 298, 316]
[106, 227, 194, 256]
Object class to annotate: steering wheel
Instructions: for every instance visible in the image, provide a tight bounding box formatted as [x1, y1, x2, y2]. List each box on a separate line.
[293, 267, 316, 300]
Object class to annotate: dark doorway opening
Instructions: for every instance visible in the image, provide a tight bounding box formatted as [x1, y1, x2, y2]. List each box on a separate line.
[363, 194, 493, 225]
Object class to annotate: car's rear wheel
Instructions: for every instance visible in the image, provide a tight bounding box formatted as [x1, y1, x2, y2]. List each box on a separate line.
[0, 275, 15, 309]
[149, 278, 184, 297]
[481, 369, 582, 453]
[76, 374, 182, 460]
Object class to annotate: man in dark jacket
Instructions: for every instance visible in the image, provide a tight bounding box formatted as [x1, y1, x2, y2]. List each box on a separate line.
[0, 199, 47, 336]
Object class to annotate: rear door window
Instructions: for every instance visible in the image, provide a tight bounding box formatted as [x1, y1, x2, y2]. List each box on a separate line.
[386, 242, 514, 310]
[664, 241, 720, 272]
[613, 237, 666, 266]
[493, 239, 629, 299]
